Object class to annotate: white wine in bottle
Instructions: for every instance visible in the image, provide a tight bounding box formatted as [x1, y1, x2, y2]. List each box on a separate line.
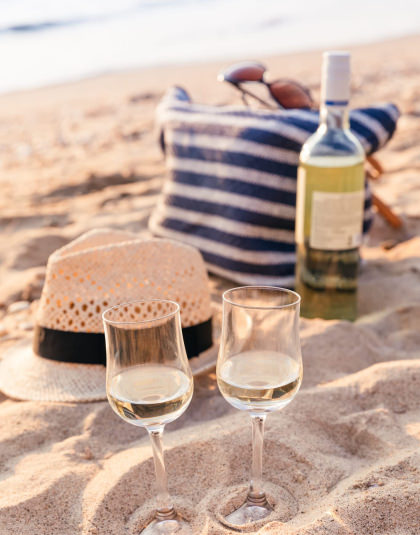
[295, 51, 365, 321]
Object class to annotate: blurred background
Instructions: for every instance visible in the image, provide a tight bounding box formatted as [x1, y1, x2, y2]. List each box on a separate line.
[0, 0, 419, 317]
[1, 0, 420, 94]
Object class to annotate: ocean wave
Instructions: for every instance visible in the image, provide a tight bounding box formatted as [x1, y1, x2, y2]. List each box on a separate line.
[1, 19, 83, 34]
[0, 0, 186, 35]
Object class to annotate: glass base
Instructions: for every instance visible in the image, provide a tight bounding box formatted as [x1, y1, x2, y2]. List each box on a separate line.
[223, 495, 272, 529]
[141, 515, 192, 535]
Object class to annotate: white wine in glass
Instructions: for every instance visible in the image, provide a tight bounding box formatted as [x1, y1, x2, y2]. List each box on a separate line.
[216, 286, 302, 529]
[218, 350, 301, 412]
[108, 364, 193, 426]
[103, 300, 193, 535]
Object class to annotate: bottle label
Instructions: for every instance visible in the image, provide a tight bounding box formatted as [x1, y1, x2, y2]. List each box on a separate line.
[295, 166, 306, 245]
[310, 190, 364, 250]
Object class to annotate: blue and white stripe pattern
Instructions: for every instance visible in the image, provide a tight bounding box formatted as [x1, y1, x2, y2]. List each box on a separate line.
[150, 87, 399, 285]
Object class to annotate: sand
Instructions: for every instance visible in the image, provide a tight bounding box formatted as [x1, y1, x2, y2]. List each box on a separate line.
[1, 34, 420, 534]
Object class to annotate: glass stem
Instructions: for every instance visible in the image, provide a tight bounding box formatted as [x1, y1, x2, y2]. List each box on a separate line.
[148, 427, 176, 521]
[248, 414, 268, 506]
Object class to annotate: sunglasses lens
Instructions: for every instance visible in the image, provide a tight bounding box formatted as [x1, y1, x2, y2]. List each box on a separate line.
[269, 81, 313, 109]
[219, 62, 266, 83]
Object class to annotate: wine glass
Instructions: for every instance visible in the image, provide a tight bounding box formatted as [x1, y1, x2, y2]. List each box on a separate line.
[103, 300, 194, 535]
[216, 286, 302, 528]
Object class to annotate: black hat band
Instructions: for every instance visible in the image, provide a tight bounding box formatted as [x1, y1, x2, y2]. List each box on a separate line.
[33, 317, 213, 366]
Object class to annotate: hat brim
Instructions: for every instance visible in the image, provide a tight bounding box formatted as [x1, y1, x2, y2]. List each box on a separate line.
[0, 340, 219, 403]
[189, 343, 218, 376]
[0, 341, 107, 402]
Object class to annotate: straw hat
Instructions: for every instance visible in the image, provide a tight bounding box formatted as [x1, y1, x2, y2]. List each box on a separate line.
[0, 229, 214, 402]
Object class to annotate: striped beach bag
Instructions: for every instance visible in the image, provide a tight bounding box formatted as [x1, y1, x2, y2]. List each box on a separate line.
[149, 87, 399, 285]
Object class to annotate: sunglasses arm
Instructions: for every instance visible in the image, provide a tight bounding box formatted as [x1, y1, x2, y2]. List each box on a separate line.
[228, 82, 278, 110]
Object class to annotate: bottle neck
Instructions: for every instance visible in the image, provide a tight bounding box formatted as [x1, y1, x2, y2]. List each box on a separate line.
[319, 103, 349, 130]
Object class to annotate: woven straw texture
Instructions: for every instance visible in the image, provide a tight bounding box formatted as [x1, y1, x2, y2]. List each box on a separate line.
[0, 343, 106, 402]
[38, 229, 212, 333]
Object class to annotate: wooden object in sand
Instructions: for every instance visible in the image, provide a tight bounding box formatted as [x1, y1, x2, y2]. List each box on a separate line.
[367, 156, 403, 229]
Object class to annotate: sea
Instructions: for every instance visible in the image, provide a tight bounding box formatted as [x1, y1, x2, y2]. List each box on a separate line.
[0, 0, 419, 94]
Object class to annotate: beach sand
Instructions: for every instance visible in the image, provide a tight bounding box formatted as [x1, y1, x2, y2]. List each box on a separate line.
[0, 34, 420, 534]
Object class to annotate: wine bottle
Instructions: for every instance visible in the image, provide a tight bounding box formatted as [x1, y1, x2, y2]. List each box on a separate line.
[295, 51, 365, 321]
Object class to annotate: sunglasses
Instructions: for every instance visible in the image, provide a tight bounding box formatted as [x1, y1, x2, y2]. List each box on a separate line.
[218, 61, 313, 110]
